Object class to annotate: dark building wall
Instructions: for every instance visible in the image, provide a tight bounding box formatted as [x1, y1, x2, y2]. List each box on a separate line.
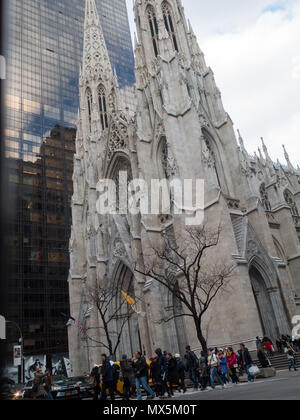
[3, 0, 135, 373]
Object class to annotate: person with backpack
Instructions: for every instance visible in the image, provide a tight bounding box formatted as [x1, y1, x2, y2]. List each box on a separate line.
[198, 351, 209, 391]
[174, 354, 186, 393]
[185, 345, 199, 391]
[90, 364, 101, 400]
[207, 348, 226, 390]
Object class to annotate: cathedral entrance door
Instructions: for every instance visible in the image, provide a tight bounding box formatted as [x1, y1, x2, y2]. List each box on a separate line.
[249, 266, 280, 342]
[114, 263, 141, 360]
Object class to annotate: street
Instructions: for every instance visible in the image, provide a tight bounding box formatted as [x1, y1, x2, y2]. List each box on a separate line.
[166, 370, 300, 400]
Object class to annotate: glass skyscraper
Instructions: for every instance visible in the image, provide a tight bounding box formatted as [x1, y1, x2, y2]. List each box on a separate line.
[3, 0, 135, 378]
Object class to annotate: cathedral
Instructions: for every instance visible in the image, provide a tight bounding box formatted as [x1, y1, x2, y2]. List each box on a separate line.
[68, 0, 300, 375]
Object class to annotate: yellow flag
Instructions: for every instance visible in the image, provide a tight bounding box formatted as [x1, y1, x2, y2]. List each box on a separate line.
[121, 290, 137, 313]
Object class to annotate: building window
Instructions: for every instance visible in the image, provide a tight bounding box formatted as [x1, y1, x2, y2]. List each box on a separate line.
[284, 189, 299, 217]
[97, 85, 108, 130]
[147, 6, 159, 57]
[162, 2, 179, 52]
[86, 88, 92, 132]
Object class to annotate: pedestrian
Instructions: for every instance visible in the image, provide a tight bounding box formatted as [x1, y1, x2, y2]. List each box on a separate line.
[111, 362, 123, 398]
[239, 343, 255, 382]
[185, 345, 199, 391]
[155, 348, 170, 397]
[256, 336, 262, 350]
[150, 356, 163, 397]
[257, 348, 270, 368]
[264, 339, 274, 357]
[120, 355, 135, 400]
[226, 347, 239, 384]
[276, 337, 283, 353]
[207, 348, 226, 390]
[100, 354, 115, 400]
[43, 368, 54, 400]
[218, 349, 229, 384]
[90, 364, 101, 400]
[134, 352, 156, 401]
[286, 345, 298, 372]
[198, 351, 209, 390]
[31, 368, 47, 399]
[166, 353, 178, 397]
[174, 353, 186, 393]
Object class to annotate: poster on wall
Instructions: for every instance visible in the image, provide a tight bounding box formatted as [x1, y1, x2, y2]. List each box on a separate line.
[13, 345, 22, 366]
[52, 355, 71, 377]
[24, 355, 46, 382]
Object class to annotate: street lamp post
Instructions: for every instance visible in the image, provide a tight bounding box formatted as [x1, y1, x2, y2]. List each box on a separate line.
[6, 320, 24, 384]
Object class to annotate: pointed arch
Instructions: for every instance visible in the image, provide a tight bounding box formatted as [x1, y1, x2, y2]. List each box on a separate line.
[147, 5, 159, 57]
[284, 189, 299, 217]
[86, 87, 92, 132]
[162, 1, 179, 52]
[97, 84, 108, 130]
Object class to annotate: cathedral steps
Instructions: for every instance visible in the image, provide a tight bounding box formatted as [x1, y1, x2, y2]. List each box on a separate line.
[253, 351, 300, 371]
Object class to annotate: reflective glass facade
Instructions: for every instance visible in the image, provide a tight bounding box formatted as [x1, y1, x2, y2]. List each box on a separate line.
[3, 0, 135, 370]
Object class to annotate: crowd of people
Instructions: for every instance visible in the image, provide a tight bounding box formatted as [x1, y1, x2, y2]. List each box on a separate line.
[30, 334, 299, 400]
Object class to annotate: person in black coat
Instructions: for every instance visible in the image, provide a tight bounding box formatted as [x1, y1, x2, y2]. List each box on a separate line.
[155, 348, 170, 397]
[90, 365, 100, 400]
[240, 344, 255, 382]
[100, 354, 115, 400]
[257, 348, 270, 368]
[166, 353, 178, 396]
[150, 356, 163, 396]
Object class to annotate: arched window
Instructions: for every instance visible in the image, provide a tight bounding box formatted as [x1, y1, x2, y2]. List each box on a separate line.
[202, 136, 221, 188]
[86, 88, 92, 132]
[284, 189, 299, 217]
[147, 6, 159, 57]
[162, 2, 179, 52]
[260, 183, 271, 211]
[97, 85, 108, 130]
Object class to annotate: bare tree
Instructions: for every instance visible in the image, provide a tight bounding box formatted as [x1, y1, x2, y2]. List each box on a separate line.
[86, 283, 135, 359]
[135, 225, 235, 353]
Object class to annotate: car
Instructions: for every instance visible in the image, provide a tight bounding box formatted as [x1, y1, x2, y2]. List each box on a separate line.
[22, 375, 80, 400]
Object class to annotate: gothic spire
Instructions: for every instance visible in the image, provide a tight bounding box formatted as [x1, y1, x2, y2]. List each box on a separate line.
[82, 0, 113, 80]
[283, 144, 294, 173]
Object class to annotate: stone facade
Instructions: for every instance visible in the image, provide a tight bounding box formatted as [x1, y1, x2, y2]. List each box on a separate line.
[68, 0, 300, 375]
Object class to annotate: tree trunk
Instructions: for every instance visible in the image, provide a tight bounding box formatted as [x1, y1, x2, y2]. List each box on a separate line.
[194, 319, 208, 353]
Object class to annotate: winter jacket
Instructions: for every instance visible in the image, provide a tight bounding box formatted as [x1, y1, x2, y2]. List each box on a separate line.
[155, 348, 168, 377]
[207, 353, 219, 368]
[175, 357, 185, 378]
[120, 360, 135, 384]
[257, 350, 269, 368]
[227, 353, 237, 369]
[150, 357, 162, 382]
[166, 357, 178, 382]
[134, 356, 149, 378]
[186, 351, 199, 370]
[219, 356, 228, 375]
[240, 348, 253, 366]
[199, 356, 209, 377]
[100, 359, 113, 382]
[32, 371, 47, 398]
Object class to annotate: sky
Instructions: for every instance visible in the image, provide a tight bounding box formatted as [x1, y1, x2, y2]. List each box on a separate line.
[125, 0, 300, 166]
